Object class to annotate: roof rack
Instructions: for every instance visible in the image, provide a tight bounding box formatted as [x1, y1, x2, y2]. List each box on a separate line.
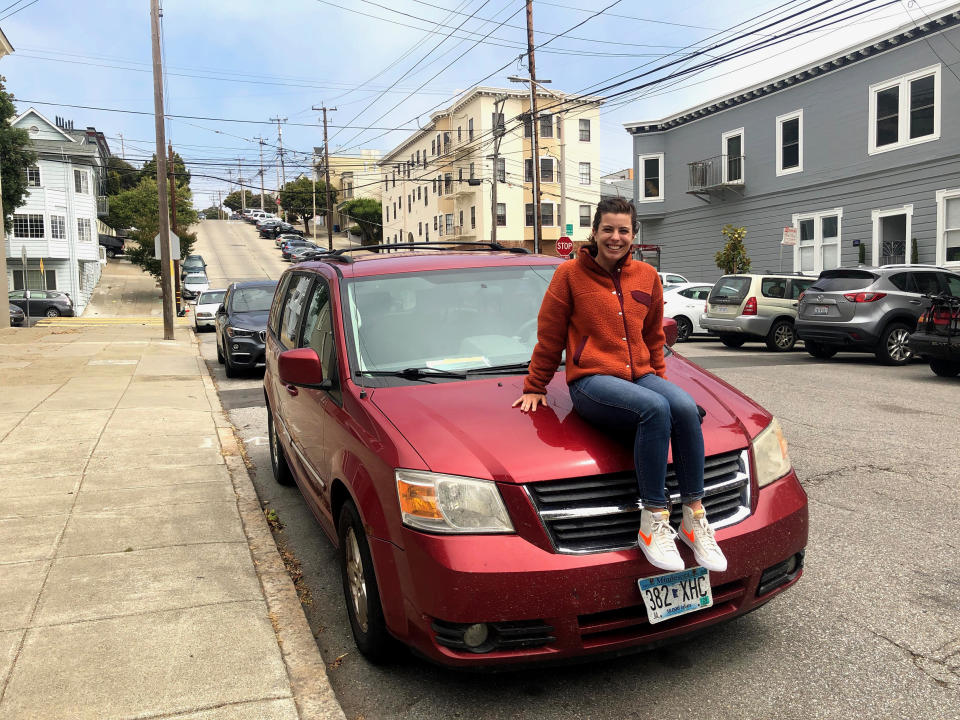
[301, 241, 530, 264]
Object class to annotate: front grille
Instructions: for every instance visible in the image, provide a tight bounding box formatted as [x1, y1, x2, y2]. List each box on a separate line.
[526, 449, 750, 554]
[432, 619, 555, 653]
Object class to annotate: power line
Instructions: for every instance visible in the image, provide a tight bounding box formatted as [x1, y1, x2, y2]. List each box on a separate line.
[0, 0, 39, 21]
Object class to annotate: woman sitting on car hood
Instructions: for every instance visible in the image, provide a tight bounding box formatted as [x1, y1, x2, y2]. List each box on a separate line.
[514, 197, 727, 573]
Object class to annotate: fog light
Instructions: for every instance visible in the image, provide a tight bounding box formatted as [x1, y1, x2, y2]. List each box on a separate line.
[462, 623, 489, 649]
[232, 344, 239, 350]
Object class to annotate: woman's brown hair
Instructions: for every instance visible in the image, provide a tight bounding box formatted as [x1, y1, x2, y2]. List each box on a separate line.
[582, 197, 639, 254]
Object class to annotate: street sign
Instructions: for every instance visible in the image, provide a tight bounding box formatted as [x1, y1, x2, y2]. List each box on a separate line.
[153, 230, 181, 260]
[781, 227, 798, 246]
[556, 236, 574, 257]
[565, 223, 574, 235]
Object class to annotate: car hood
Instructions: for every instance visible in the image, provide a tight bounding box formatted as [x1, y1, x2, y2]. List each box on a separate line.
[227, 310, 269, 330]
[369, 355, 771, 484]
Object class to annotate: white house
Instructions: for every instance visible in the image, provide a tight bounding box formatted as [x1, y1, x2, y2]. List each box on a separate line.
[6, 108, 111, 314]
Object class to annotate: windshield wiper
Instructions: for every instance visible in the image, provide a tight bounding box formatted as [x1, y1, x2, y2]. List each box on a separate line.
[464, 362, 530, 375]
[356, 367, 467, 380]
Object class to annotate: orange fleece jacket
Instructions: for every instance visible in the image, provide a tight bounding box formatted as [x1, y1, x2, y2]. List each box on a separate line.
[523, 250, 666, 395]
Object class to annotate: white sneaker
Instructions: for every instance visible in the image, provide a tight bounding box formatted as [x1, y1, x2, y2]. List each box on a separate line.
[638, 509, 684, 572]
[679, 505, 728, 572]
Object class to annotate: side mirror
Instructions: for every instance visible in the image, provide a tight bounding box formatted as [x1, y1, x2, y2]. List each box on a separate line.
[217, 304, 226, 314]
[662, 317, 678, 347]
[278, 348, 324, 387]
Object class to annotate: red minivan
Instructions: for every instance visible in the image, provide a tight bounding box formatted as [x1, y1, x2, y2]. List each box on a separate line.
[263, 244, 808, 667]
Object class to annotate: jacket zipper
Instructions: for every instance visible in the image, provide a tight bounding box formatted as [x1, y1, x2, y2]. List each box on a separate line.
[608, 268, 636, 379]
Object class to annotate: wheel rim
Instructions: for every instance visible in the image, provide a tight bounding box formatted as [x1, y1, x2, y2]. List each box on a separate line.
[45, 308, 58, 317]
[345, 528, 369, 632]
[774, 324, 794, 348]
[887, 328, 912, 362]
[677, 319, 691, 341]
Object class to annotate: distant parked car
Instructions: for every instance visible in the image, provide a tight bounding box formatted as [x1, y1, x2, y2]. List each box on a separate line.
[797, 265, 960, 364]
[9, 303, 24, 327]
[262, 222, 304, 239]
[275, 233, 303, 248]
[701, 273, 816, 351]
[663, 282, 713, 342]
[659, 271, 690, 287]
[909, 292, 960, 377]
[8, 290, 75, 318]
[193, 289, 226, 332]
[98, 234, 125, 259]
[214, 280, 278, 378]
[181, 254, 206, 279]
[182, 272, 210, 300]
[282, 240, 319, 260]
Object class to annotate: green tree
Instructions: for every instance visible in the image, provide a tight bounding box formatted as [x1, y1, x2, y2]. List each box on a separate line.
[0, 77, 38, 232]
[714, 224, 751, 274]
[279, 176, 334, 233]
[109, 177, 198, 281]
[224, 189, 274, 212]
[140, 151, 191, 188]
[201, 206, 222, 219]
[340, 198, 382, 247]
[105, 156, 140, 195]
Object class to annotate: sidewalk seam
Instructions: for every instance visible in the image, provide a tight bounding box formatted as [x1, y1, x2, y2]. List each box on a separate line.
[195, 334, 346, 720]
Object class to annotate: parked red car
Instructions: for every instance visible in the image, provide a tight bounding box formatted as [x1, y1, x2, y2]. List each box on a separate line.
[263, 243, 808, 668]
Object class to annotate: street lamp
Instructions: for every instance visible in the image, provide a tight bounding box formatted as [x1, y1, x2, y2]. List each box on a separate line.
[509, 75, 551, 255]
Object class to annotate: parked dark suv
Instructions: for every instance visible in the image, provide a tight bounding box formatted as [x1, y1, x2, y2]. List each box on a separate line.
[262, 242, 808, 668]
[795, 265, 960, 364]
[215, 280, 278, 378]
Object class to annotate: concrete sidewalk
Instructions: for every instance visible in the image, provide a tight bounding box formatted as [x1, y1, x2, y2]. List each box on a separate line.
[0, 321, 344, 720]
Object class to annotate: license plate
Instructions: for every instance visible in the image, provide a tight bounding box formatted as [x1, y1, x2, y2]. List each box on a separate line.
[813, 305, 829, 315]
[713, 306, 730, 314]
[638, 567, 713, 625]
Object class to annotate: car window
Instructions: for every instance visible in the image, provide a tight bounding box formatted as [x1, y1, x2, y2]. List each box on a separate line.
[269, 275, 292, 337]
[760, 278, 786, 298]
[9, 291, 24, 299]
[941, 273, 960, 296]
[198, 291, 225, 306]
[810, 270, 878, 292]
[789, 279, 815, 299]
[667, 275, 685, 284]
[708, 277, 751, 303]
[300, 280, 338, 392]
[230, 285, 276, 313]
[913, 272, 941, 295]
[692, 288, 711, 300]
[677, 288, 694, 298]
[279, 275, 312, 348]
[888, 273, 917, 292]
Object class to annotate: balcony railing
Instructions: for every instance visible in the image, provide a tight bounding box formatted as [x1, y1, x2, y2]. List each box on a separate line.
[97, 195, 109, 216]
[687, 155, 745, 194]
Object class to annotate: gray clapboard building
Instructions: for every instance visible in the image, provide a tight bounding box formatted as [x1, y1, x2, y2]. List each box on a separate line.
[626, 6, 960, 282]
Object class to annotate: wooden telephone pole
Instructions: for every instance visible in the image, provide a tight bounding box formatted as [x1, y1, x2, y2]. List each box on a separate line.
[168, 142, 182, 315]
[526, 0, 542, 254]
[150, 0, 175, 339]
[312, 105, 337, 250]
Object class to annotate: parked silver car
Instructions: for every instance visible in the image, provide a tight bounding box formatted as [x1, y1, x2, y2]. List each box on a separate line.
[701, 274, 816, 351]
[796, 265, 960, 365]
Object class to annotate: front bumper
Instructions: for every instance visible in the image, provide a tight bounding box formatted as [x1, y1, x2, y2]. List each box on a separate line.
[908, 331, 960, 361]
[795, 320, 880, 348]
[701, 314, 772, 339]
[225, 336, 266, 367]
[194, 314, 215, 328]
[373, 471, 808, 667]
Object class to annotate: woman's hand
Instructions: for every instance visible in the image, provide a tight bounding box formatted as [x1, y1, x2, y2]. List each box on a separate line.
[512, 393, 547, 412]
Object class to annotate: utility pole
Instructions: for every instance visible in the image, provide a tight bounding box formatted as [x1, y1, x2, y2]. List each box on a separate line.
[217, 189, 222, 219]
[238, 158, 245, 214]
[489, 96, 506, 245]
[312, 105, 337, 250]
[270, 116, 287, 220]
[168, 143, 182, 316]
[254, 136, 266, 210]
[311, 149, 318, 242]
[150, 0, 175, 340]
[526, 0, 542, 254]
[118, 132, 126, 160]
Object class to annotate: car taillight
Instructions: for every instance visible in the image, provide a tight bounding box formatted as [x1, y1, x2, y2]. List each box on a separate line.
[798, 291, 806, 302]
[843, 292, 886, 302]
[742, 297, 757, 315]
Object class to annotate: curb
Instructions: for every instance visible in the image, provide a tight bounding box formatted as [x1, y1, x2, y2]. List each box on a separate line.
[198, 348, 346, 720]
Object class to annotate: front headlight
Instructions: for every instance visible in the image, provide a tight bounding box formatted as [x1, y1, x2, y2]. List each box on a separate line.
[395, 469, 514, 534]
[226, 326, 256, 338]
[752, 417, 792, 487]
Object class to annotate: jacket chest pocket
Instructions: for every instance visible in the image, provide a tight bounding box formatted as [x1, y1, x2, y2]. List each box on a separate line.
[630, 290, 652, 308]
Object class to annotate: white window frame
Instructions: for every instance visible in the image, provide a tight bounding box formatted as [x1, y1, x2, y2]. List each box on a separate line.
[579, 204, 591, 227]
[25, 165, 41, 187]
[776, 109, 803, 177]
[579, 118, 591, 142]
[868, 64, 941, 155]
[637, 152, 664, 203]
[77, 217, 93, 243]
[50, 214, 66, 240]
[871, 204, 914, 266]
[525, 201, 557, 227]
[578, 162, 591, 186]
[792, 207, 843, 275]
[74, 169, 89, 194]
[540, 156, 557, 184]
[722, 128, 744, 184]
[935, 188, 960, 269]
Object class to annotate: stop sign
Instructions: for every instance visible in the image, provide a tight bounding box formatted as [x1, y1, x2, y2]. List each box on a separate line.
[556, 236, 573, 257]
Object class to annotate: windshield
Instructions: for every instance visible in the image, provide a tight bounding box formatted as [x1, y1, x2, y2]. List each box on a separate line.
[230, 285, 276, 313]
[809, 270, 877, 292]
[709, 276, 751, 304]
[197, 290, 225, 305]
[343, 265, 557, 374]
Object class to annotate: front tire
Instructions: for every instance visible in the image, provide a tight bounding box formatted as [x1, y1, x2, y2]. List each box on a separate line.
[224, 351, 238, 378]
[675, 316, 693, 342]
[766, 319, 796, 351]
[930, 359, 960, 377]
[44, 307, 60, 318]
[338, 501, 395, 663]
[267, 407, 294, 485]
[720, 335, 746, 348]
[106, 248, 117, 259]
[875, 323, 913, 365]
[216, 335, 225, 364]
[805, 340, 838, 359]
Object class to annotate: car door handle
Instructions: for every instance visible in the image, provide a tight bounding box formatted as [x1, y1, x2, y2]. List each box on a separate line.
[909, 300, 922, 305]
[791, 302, 798, 307]
[284, 384, 299, 396]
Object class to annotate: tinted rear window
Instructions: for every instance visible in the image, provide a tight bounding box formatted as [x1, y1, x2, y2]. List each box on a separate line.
[709, 277, 751, 303]
[809, 270, 877, 292]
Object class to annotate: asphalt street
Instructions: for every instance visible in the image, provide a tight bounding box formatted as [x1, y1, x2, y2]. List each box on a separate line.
[191, 220, 960, 720]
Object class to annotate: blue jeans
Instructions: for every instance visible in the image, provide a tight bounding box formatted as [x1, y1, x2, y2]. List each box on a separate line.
[569, 373, 705, 509]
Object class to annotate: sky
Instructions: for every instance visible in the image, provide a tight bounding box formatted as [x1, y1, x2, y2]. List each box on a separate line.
[3, 0, 958, 210]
